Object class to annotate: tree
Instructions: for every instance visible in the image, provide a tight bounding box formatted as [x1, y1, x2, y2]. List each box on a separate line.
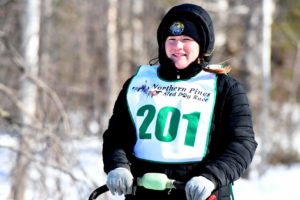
[259, 0, 274, 174]
[106, 0, 118, 122]
[10, 0, 41, 199]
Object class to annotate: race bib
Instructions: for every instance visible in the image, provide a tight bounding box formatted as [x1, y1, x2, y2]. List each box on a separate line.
[127, 65, 217, 163]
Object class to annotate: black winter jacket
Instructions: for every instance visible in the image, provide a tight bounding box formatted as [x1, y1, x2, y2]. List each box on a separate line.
[102, 66, 257, 200]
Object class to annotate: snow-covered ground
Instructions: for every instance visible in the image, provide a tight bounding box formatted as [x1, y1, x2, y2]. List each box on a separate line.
[1, 135, 300, 200]
[234, 164, 300, 200]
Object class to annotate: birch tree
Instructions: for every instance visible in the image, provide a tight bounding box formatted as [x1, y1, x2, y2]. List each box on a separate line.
[119, 0, 133, 83]
[10, 0, 41, 199]
[132, 0, 145, 66]
[239, 1, 262, 105]
[260, 0, 274, 174]
[105, 0, 118, 125]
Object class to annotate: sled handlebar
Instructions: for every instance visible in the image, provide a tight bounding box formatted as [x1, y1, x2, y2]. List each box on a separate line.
[88, 173, 216, 200]
[88, 181, 186, 200]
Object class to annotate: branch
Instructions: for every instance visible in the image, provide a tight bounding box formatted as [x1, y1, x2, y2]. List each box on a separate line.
[1, 31, 70, 132]
[0, 106, 11, 120]
[0, 83, 37, 121]
[0, 144, 94, 187]
[0, 114, 100, 187]
[26, 74, 71, 132]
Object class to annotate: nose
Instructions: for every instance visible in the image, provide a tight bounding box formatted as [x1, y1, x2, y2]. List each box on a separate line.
[174, 40, 184, 49]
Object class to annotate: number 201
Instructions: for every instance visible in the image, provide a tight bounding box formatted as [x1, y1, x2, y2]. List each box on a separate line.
[137, 104, 200, 147]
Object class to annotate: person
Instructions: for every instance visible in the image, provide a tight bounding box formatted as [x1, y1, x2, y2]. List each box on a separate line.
[102, 3, 257, 200]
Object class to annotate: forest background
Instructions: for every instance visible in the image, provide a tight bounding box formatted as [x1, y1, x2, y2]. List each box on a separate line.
[0, 0, 300, 199]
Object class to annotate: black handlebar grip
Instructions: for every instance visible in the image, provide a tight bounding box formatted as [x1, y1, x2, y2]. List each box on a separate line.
[88, 184, 109, 200]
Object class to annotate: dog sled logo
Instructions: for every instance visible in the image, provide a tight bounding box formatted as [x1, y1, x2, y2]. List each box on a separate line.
[133, 81, 162, 97]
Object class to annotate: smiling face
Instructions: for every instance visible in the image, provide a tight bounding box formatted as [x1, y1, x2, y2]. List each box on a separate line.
[165, 35, 200, 70]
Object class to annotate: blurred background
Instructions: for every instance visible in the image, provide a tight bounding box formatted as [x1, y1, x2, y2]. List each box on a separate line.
[0, 0, 299, 199]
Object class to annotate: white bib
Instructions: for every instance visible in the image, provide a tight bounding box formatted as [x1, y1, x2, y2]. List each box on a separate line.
[127, 65, 217, 163]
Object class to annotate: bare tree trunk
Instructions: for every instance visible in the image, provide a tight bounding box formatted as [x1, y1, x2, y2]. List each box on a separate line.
[260, 0, 274, 174]
[40, 0, 53, 74]
[11, 0, 41, 199]
[214, 0, 229, 48]
[105, 0, 118, 125]
[19, 0, 40, 121]
[132, 0, 144, 66]
[285, 39, 300, 159]
[290, 40, 300, 103]
[119, 0, 133, 84]
[240, 2, 262, 104]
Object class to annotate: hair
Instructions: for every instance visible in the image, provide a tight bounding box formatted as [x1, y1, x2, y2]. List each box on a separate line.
[202, 65, 232, 74]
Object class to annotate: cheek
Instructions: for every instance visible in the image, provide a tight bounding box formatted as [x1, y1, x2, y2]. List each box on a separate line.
[188, 45, 200, 58]
[164, 45, 172, 57]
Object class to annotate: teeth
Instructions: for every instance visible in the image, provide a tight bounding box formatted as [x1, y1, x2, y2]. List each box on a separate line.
[174, 54, 184, 57]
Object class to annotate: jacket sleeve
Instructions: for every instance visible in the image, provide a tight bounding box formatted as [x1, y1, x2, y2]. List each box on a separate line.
[102, 78, 137, 173]
[201, 75, 258, 188]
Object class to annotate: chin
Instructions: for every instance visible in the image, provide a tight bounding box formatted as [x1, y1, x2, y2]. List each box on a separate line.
[175, 64, 189, 70]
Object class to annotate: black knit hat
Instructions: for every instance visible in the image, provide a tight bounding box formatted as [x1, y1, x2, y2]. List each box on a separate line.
[163, 18, 204, 48]
[157, 4, 215, 65]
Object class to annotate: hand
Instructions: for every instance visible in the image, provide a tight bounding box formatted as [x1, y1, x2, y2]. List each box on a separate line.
[185, 176, 215, 200]
[106, 167, 133, 195]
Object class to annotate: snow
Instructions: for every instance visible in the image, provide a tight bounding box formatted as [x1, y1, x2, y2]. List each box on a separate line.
[234, 164, 300, 200]
[1, 134, 300, 200]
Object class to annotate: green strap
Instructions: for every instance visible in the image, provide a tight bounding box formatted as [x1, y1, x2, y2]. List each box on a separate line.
[229, 183, 235, 200]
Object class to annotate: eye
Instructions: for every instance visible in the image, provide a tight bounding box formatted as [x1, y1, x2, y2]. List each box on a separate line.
[166, 37, 176, 41]
[182, 37, 193, 41]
